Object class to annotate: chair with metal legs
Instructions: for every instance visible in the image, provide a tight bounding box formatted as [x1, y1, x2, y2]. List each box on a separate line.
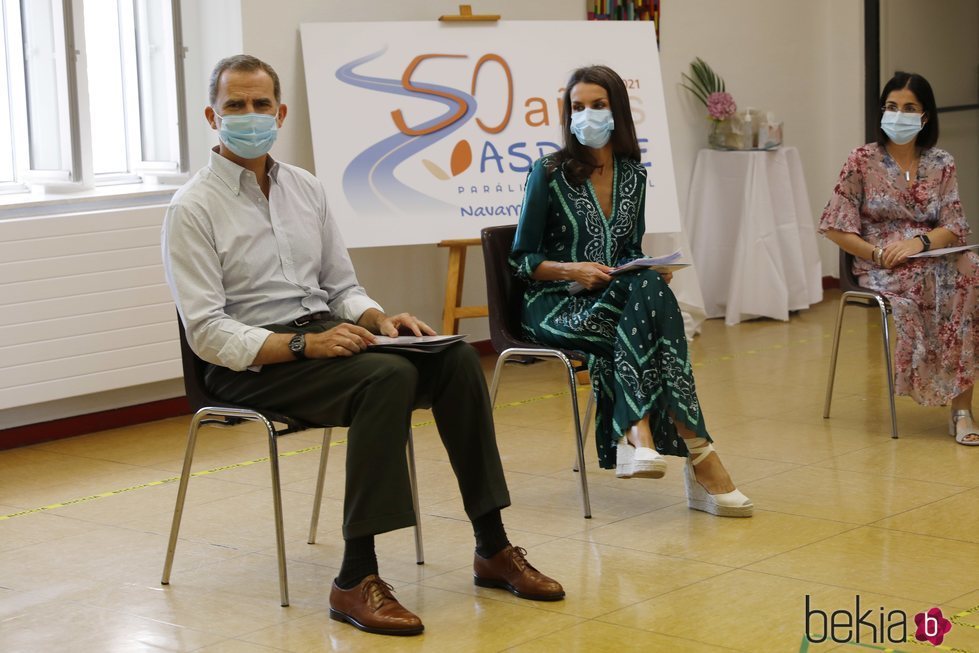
[823, 249, 899, 438]
[161, 317, 424, 607]
[481, 225, 594, 519]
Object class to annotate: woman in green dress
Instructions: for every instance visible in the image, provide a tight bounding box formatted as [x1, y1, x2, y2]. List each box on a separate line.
[510, 65, 752, 517]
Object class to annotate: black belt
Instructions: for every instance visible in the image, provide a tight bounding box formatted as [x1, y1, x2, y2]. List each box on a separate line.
[289, 311, 330, 327]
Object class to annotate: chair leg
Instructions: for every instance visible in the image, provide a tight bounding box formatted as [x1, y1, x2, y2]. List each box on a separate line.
[263, 417, 290, 607]
[488, 352, 510, 408]
[561, 357, 592, 519]
[823, 294, 849, 418]
[493, 348, 592, 518]
[307, 428, 333, 545]
[876, 299, 899, 439]
[572, 390, 594, 473]
[161, 411, 205, 586]
[406, 429, 424, 565]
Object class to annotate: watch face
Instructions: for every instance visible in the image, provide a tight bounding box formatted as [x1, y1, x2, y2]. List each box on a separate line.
[290, 334, 305, 357]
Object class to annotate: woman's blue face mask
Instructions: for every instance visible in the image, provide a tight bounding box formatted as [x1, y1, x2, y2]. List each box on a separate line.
[880, 111, 923, 145]
[570, 108, 614, 149]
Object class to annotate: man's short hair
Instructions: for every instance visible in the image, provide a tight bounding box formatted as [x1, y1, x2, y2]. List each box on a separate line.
[208, 54, 281, 105]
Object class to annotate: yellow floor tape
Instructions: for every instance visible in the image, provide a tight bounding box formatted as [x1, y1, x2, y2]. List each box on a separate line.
[2, 330, 843, 523]
[0, 391, 585, 522]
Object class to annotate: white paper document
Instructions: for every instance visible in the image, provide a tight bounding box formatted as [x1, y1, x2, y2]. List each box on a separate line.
[367, 334, 466, 353]
[908, 244, 979, 258]
[610, 251, 684, 274]
[569, 251, 691, 295]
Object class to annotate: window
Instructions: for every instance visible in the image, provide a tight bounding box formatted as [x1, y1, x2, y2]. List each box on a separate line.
[0, 0, 186, 193]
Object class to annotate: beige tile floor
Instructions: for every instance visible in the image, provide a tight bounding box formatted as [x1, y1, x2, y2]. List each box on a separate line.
[2, 290, 978, 652]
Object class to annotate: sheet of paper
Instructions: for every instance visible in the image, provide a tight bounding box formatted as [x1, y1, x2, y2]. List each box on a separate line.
[610, 251, 683, 275]
[568, 258, 690, 295]
[370, 334, 466, 346]
[908, 243, 979, 258]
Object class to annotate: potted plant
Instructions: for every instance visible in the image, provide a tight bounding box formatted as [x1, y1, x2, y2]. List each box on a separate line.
[682, 58, 739, 149]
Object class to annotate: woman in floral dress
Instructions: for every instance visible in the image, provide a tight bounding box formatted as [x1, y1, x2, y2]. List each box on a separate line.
[820, 72, 978, 445]
[509, 65, 752, 516]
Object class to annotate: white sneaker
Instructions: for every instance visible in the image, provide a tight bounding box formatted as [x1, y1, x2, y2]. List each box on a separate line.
[683, 442, 753, 517]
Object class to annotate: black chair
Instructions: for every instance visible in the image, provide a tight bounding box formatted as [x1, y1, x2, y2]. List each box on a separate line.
[822, 249, 898, 438]
[481, 225, 593, 518]
[161, 316, 424, 606]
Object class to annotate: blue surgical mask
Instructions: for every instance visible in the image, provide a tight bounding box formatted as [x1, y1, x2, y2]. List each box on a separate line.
[570, 108, 614, 149]
[880, 111, 923, 145]
[216, 112, 278, 159]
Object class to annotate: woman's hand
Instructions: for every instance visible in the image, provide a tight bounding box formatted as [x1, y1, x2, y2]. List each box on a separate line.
[881, 238, 925, 268]
[572, 262, 614, 290]
[660, 271, 674, 285]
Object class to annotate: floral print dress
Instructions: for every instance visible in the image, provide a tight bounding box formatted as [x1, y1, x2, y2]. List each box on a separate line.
[510, 155, 708, 469]
[819, 143, 978, 405]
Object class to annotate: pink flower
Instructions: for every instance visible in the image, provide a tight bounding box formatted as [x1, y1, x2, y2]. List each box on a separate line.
[914, 607, 952, 646]
[707, 91, 736, 120]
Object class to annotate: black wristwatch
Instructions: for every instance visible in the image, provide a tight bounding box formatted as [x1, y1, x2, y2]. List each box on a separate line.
[917, 234, 931, 252]
[288, 333, 307, 360]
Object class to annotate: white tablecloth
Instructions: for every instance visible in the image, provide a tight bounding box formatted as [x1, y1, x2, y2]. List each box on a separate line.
[685, 146, 823, 325]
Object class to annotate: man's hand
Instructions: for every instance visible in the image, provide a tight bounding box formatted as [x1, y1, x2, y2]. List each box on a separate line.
[358, 308, 436, 337]
[881, 237, 925, 268]
[573, 262, 614, 290]
[306, 323, 375, 358]
[376, 313, 437, 338]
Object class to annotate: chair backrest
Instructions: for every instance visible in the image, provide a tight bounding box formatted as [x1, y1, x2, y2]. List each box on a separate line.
[176, 313, 313, 429]
[481, 225, 530, 354]
[838, 248, 864, 294]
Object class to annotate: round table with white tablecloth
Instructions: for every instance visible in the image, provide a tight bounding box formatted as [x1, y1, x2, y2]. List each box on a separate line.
[685, 146, 823, 325]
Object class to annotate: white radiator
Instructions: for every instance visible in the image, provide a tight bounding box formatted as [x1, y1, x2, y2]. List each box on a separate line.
[0, 205, 181, 411]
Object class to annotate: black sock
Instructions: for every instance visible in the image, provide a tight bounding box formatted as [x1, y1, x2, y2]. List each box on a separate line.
[336, 535, 378, 589]
[473, 509, 509, 559]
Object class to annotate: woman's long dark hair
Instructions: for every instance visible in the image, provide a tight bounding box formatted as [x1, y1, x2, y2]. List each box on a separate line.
[549, 65, 641, 186]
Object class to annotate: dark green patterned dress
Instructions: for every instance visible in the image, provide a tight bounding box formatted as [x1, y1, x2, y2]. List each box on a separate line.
[509, 155, 711, 469]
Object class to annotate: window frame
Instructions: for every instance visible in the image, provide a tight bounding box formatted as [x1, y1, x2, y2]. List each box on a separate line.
[0, 0, 187, 197]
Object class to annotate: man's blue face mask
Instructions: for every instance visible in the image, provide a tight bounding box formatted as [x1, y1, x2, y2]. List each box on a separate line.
[216, 112, 278, 159]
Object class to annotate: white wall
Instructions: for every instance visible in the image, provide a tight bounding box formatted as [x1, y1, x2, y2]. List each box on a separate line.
[181, 0, 244, 175]
[660, 0, 864, 279]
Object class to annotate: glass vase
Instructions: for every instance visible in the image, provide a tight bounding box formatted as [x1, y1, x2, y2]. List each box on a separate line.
[708, 118, 739, 150]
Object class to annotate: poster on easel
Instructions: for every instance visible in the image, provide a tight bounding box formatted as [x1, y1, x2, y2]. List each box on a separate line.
[300, 20, 680, 248]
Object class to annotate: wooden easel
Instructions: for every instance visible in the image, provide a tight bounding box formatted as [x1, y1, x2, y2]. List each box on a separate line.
[435, 6, 498, 335]
[439, 4, 500, 22]
[438, 239, 488, 335]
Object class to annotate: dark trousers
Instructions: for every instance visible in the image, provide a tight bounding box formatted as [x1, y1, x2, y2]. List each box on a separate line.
[204, 320, 511, 539]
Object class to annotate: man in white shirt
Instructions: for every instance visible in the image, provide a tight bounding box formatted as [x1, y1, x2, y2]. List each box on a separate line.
[162, 55, 563, 637]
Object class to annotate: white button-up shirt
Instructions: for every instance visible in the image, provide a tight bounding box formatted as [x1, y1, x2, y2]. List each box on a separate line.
[162, 149, 382, 371]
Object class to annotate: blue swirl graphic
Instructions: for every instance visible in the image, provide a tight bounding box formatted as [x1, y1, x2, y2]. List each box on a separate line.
[336, 48, 476, 217]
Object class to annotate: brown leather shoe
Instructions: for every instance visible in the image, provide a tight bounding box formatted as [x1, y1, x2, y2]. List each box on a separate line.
[473, 545, 565, 601]
[329, 575, 424, 636]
